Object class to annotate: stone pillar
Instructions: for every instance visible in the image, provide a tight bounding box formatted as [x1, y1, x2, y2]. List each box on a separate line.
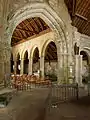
[0, 46, 11, 86]
[0, 61, 5, 84]
[28, 58, 33, 75]
[63, 53, 69, 83]
[40, 56, 45, 79]
[57, 41, 64, 84]
[0, 1, 11, 85]
[68, 56, 75, 84]
[58, 53, 69, 83]
[4, 60, 11, 86]
[75, 55, 83, 86]
[20, 58, 24, 75]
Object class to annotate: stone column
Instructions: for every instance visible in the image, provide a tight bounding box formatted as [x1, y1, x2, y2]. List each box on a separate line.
[2, 47, 11, 86]
[63, 53, 69, 83]
[0, 61, 5, 84]
[20, 58, 24, 75]
[68, 55, 75, 84]
[0, 1, 11, 85]
[28, 57, 33, 75]
[4, 60, 11, 86]
[40, 56, 45, 79]
[57, 41, 64, 84]
[75, 55, 83, 86]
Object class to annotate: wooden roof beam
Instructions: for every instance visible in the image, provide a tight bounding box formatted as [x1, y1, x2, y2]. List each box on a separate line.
[36, 18, 44, 31]
[38, 18, 47, 30]
[32, 18, 40, 33]
[33, 18, 42, 32]
[27, 19, 39, 34]
[72, 0, 76, 16]
[75, 13, 90, 23]
[12, 36, 23, 40]
[16, 28, 34, 33]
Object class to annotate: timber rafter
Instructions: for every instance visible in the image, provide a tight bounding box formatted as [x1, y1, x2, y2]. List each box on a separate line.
[11, 17, 50, 46]
[64, 0, 90, 36]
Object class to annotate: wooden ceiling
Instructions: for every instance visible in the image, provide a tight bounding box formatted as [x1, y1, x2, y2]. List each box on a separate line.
[11, 1, 90, 46]
[64, 0, 90, 36]
[11, 17, 50, 46]
[45, 42, 57, 61]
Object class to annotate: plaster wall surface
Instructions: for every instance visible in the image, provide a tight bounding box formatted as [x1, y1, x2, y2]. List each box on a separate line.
[12, 31, 55, 60]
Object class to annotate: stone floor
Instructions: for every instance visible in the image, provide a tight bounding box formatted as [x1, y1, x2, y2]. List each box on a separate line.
[45, 96, 90, 120]
[0, 87, 90, 120]
[0, 88, 50, 120]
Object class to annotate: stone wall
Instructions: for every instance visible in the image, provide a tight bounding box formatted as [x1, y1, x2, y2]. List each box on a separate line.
[80, 34, 90, 50]
[12, 31, 55, 59]
[45, 61, 57, 76]
[0, 0, 79, 84]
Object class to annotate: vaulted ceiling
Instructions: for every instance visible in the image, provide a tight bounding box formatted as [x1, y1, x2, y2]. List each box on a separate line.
[11, 17, 50, 46]
[64, 0, 90, 36]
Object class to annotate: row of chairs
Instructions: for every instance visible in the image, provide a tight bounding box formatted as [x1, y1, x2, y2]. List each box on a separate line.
[11, 74, 52, 90]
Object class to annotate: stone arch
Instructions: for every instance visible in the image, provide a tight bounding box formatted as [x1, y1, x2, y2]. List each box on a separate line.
[30, 45, 40, 59]
[41, 39, 54, 57]
[7, 3, 69, 82]
[14, 51, 21, 61]
[16, 53, 20, 60]
[80, 48, 90, 64]
[80, 48, 90, 84]
[21, 49, 29, 60]
[24, 50, 28, 59]
[8, 3, 68, 52]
